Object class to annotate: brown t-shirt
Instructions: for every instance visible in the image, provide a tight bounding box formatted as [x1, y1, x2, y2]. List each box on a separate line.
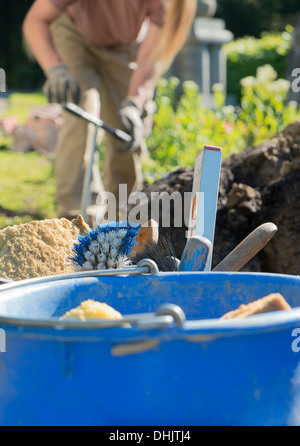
[49, 0, 165, 47]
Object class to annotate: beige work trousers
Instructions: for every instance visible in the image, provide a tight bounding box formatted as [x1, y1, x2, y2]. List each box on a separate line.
[50, 14, 145, 218]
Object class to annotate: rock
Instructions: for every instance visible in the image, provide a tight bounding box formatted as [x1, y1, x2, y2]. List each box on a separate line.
[142, 121, 300, 275]
[9, 103, 63, 158]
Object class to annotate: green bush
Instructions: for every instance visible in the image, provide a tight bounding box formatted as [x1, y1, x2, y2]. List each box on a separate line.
[144, 65, 300, 181]
[144, 78, 246, 179]
[224, 28, 293, 101]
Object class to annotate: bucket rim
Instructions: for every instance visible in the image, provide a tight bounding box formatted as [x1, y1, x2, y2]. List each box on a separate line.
[0, 271, 299, 339]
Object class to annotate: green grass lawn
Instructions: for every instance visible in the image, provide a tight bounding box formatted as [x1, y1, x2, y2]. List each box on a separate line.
[3, 92, 47, 124]
[0, 150, 56, 229]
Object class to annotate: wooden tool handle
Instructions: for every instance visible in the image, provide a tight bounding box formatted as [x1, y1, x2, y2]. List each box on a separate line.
[213, 222, 278, 272]
[131, 219, 159, 256]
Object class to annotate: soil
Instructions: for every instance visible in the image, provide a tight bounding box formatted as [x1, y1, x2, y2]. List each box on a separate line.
[142, 121, 300, 275]
[0, 206, 17, 217]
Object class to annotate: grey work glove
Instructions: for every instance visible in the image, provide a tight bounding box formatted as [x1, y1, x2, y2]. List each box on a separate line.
[43, 64, 80, 104]
[117, 98, 145, 153]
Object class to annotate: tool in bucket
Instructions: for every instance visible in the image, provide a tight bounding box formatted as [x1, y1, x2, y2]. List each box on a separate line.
[62, 102, 132, 223]
[182, 145, 222, 272]
[213, 222, 278, 272]
[179, 236, 212, 272]
[182, 145, 278, 272]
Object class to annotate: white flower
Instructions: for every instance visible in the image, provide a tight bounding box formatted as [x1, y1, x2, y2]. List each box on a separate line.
[266, 79, 290, 96]
[256, 65, 277, 83]
[240, 76, 256, 88]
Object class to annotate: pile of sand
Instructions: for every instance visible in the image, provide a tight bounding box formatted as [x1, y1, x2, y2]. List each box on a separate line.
[0, 216, 87, 281]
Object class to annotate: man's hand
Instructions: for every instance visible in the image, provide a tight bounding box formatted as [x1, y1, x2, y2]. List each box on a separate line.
[117, 98, 145, 153]
[43, 64, 80, 104]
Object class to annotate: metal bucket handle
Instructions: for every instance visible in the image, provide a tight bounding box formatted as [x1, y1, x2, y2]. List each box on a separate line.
[0, 259, 159, 292]
[111, 303, 186, 356]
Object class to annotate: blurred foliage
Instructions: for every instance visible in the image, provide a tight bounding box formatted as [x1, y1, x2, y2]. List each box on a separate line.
[216, 0, 300, 38]
[0, 0, 44, 91]
[143, 67, 300, 181]
[0, 92, 47, 148]
[1, 92, 46, 124]
[0, 151, 56, 229]
[224, 27, 293, 101]
[0, 0, 299, 90]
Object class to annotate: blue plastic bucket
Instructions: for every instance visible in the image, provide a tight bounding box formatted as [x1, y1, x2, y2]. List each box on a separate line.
[0, 271, 300, 426]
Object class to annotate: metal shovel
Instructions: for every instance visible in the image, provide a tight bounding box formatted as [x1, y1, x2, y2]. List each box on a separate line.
[62, 102, 132, 222]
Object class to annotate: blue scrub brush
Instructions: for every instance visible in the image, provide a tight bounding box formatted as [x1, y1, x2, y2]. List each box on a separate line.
[70, 221, 140, 271]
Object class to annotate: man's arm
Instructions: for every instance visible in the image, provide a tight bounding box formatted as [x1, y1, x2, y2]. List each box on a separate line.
[117, 22, 163, 152]
[127, 22, 163, 109]
[23, 0, 80, 103]
[23, 0, 63, 71]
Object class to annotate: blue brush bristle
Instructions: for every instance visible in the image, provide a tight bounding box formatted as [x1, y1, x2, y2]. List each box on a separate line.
[70, 221, 140, 271]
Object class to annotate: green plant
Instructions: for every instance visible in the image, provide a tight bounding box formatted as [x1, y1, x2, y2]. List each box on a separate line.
[238, 64, 299, 146]
[224, 27, 293, 101]
[144, 67, 300, 181]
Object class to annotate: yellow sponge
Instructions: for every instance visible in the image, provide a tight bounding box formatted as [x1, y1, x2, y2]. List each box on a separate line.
[60, 299, 123, 321]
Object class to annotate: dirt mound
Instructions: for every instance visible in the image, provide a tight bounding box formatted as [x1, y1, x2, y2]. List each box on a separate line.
[142, 121, 300, 275]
